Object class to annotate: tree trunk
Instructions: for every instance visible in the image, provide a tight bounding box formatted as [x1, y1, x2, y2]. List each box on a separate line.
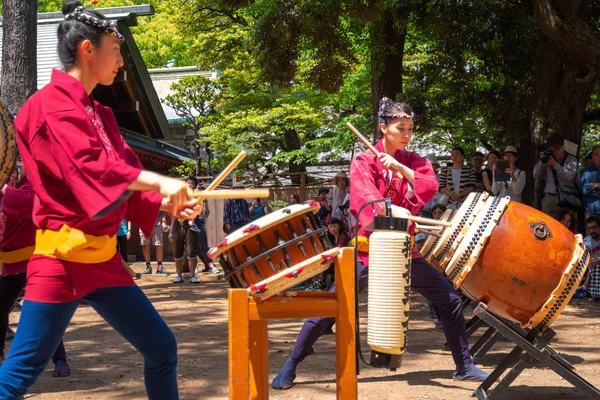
[370, 11, 407, 142]
[283, 129, 305, 185]
[524, 0, 600, 208]
[1, 0, 37, 113]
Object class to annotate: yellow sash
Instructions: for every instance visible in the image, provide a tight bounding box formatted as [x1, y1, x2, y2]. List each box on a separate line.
[350, 235, 370, 253]
[350, 235, 415, 253]
[34, 225, 117, 264]
[0, 246, 35, 264]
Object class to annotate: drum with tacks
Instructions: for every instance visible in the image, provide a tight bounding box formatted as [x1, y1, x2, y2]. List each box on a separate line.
[208, 203, 339, 300]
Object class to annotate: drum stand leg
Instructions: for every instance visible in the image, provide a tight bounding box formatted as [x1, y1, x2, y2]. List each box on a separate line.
[471, 303, 600, 400]
[228, 247, 357, 400]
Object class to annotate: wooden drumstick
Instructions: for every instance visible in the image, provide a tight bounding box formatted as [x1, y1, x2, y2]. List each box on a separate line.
[407, 215, 452, 227]
[205, 151, 247, 191]
[416, 224, 443, 231]
[192, 188, 270, 200]
[416, 229, 442, 238]
[346, 122, 404, 181]
[178, 151, 247, 222]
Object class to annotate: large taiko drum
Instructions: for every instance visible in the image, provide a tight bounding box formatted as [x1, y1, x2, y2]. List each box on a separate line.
[423, 193, 589, 330]
[0, 102, 17, 190]
[208, 203, 339, 299]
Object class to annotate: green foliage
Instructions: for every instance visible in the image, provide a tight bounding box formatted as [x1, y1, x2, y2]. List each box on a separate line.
[203, 100, 329, 173]
[268, 199, 288, 211]
[169, 159, 196, 178]
[27, 0, 599, 171]
[164, 76, 221, 133]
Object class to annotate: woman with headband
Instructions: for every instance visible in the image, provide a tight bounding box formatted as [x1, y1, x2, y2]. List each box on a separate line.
[272, 98, 488, 390]
[0, 2, 200, 398]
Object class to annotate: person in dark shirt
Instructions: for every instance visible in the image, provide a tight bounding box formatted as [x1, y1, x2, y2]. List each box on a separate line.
[223, 182, 251, 234]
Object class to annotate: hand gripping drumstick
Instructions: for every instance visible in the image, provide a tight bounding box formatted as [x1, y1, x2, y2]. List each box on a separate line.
[346, 121, 404, 181]
[346, 122, 451, 228]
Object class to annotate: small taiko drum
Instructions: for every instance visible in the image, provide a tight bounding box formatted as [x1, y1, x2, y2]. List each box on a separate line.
[424, 193, 589, 330]
[208, 203, 339, 300]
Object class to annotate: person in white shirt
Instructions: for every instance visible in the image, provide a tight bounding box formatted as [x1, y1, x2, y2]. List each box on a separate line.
[533, 137, 579, 218]
[491, 146, 526, 202]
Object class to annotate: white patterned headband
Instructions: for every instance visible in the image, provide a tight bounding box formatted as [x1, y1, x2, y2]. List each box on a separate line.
[378, 97, 415, 120]
[65, 6, 124, 43]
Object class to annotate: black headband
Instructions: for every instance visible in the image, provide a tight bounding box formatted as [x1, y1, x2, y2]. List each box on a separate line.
[65, 6, 124, 43]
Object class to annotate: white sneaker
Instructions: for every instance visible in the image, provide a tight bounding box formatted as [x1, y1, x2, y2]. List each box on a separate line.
[173, 276, 184, 284]
[189, 276, 200, 284]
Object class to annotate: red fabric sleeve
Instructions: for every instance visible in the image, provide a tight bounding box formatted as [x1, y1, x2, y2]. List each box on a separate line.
[399, 153, 439, 213]
[350, 153, 385, 234]
[2, 185, 34, 218]
[41, 111, 142, 220]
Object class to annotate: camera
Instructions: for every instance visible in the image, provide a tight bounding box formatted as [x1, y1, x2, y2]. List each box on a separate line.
[541, 149, 555, 164]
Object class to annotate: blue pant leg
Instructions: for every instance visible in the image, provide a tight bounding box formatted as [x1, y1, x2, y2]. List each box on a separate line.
[52, 340, 67, 363]
[0, 300, 79, 399]
[410, 257, 472, 368]
[290, 262, 368, 362]
[83, 286, 178, 400]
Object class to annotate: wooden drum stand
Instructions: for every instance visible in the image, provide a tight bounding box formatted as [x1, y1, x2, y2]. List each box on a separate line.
[228, 247, 357, 399]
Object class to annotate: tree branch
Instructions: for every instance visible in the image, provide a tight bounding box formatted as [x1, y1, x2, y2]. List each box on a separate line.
[532, 0, 600, 66]
[194, 6, 248, 26]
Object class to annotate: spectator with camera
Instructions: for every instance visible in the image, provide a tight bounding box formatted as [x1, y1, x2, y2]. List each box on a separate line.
[580, 145, 600, 218]
[533, 137, 579, 219]
[249, 197, 271, 221]
[491, 146, 526, 202]
[438, 147, 476, 209]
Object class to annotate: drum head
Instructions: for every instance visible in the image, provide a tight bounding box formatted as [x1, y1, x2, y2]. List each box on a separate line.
[209, 203, 320, 260]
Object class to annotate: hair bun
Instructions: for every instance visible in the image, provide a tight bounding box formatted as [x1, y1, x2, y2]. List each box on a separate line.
[378, 96, 391, 109]
[62, 0, 83, 16]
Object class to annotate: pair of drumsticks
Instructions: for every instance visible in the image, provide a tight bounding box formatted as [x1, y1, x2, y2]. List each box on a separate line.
[346, 122, 450, 236]
[177, 152, 268, 222]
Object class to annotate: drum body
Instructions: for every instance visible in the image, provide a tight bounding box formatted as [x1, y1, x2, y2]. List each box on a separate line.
[209, 204, 336, 299]
[0, 102, 17, 189]
[423, 193, 589, 329]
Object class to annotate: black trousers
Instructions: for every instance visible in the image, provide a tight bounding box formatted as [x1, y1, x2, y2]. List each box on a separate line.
[196, 221, 212, 268]
[116, 235, 128, 261]
[0, 273, 67, 362]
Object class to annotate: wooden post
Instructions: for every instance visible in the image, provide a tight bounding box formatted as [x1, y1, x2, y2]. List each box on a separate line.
[335, 249, 358, 399]
[229, 289, 249, 400]
[249, 320, 269, 400]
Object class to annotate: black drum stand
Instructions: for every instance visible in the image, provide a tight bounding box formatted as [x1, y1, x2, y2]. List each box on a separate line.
[466, 303, 600, 399]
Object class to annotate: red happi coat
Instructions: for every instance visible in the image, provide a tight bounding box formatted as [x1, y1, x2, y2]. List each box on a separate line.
[14, 69, 162, 303]
[0, 177, 35, 276]
[350, 141, 438, 266]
